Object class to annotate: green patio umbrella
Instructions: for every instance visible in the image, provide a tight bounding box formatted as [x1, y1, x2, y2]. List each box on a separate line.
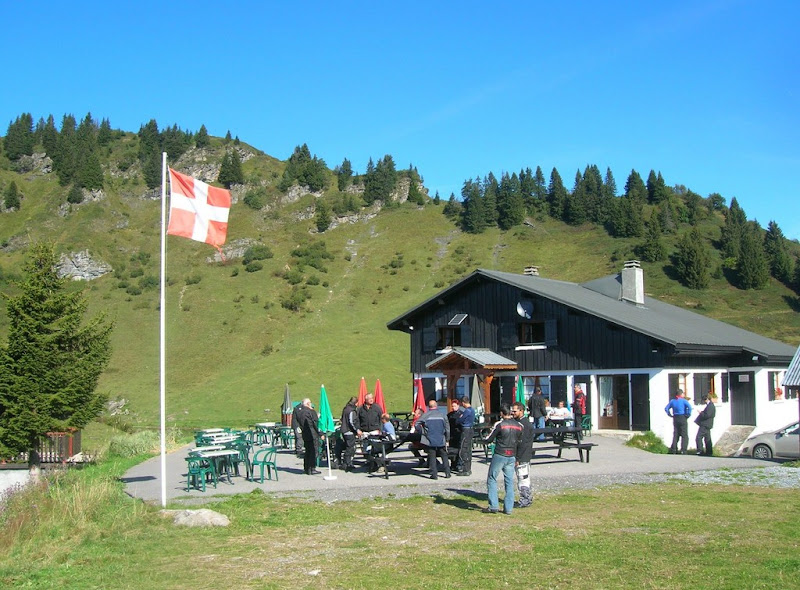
[318, 385, 337, 481]
[318, 384, 335, 434]
[515, 374, 526, 408]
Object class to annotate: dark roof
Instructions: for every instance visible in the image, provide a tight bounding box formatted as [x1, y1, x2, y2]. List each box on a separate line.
[784, 346, 800, 387]
[387, 268, 795, 362]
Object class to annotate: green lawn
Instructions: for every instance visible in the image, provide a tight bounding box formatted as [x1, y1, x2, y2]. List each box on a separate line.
[2, 458, 798, 589]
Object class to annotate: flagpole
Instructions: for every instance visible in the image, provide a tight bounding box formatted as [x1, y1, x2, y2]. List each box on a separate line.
[159, 152, 168, 508]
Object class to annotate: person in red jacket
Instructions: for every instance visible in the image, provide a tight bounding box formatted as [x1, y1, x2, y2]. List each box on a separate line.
[572, 384, 587, 433]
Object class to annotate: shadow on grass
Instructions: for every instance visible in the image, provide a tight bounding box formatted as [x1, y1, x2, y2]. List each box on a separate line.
[431, 489, 486, 511]
[783, 294, 800, 312]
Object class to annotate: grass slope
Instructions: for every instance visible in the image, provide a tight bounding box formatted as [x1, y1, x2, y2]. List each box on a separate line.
[1, 142, 799, 430]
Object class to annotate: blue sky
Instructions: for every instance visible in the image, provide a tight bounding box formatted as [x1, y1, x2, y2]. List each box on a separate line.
[3, 0, 798, 238]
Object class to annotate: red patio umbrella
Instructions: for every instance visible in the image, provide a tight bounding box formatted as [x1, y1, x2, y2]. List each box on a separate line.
[374, 379, 387, 414]
[357, 376, 367, 406]
[413, 376, 427, 417]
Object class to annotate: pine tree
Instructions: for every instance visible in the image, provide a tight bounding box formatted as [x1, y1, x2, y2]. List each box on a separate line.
[77, 151, 103, 190]
[497, 172, 524, 230]
[142, 150, 161, 189]
[40, 114, 58, 156]
[443, 193, 461, 218]
[67, 184, 84, 204]
[763, 220, 793, 284]
[3, 113, 35, 161]
[4, 181, 21, 210]
[533, 166, 547, 205]
[624, 169, 647, 204]
[720, 197, 748, 260]
[433, 190, 441, 205]
[736, 222, 770, 289]
[674, 228, 710, 289]
[461, 179, 486, 233]
[195, 124, 210, 148]
[407, 174, 424, 205]
[482, 173, 499, 227]
[315, 198, 331, 232]
[793, 257, 800, 293]
[336, 158, 353, 191]
[97, 118, 112, 146]
[565, 169, 587, 225]
[218, 150, 244, 188]
[54, 114, 78, 186]
[637, 216, 666, 262]
[547, 168, 567, 220]
[0, 242, 112, 463]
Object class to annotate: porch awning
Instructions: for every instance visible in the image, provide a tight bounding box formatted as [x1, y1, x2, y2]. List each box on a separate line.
[425, 348, 518, 371]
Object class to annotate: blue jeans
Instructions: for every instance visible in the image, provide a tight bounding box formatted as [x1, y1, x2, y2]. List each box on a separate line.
[487, 454, 516, 513]
[535, 416, 546, 440]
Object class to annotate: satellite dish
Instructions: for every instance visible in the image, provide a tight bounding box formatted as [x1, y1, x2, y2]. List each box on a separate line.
[516, 300, 534, 319]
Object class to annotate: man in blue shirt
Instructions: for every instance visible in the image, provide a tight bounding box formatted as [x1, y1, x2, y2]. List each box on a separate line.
[665, 388, 693, 454]
[456, 396, 475, 476]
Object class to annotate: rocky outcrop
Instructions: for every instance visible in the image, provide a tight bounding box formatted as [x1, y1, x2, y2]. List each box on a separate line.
[57, 250, 112, 281]
[205, 238, 258, 263]
[12, 152, 53, 175]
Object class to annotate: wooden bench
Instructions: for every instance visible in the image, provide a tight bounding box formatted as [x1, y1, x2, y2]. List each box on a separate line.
[531, 441, 597, 463]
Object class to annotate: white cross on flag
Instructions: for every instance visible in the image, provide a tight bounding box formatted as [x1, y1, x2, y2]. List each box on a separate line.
[167, 168, 231, 247]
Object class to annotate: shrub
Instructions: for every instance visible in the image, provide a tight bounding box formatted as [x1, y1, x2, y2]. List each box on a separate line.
[306, 275, 320, 286]
[284, 268, 304, 285]
[245, 261, 263, 273]
[129, 268, 144, 278]
[243, 187, 268, 210]
[125, 285, 142, 296]
[138, 275, 158, 290]
[242, 244, 273, 265]
[185, 274, 201, 285]
[625, 431, 669, 454]
[280, 287, 310, 311]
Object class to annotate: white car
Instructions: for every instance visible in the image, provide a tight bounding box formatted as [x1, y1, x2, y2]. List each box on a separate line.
[740, 422, 800, 460]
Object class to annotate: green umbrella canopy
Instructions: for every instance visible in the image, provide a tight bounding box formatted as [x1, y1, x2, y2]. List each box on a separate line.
[319, 384, 335, 433]
[515, 375, 526, 407]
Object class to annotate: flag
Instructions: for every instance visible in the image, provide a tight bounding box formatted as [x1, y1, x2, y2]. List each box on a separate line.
[374, 379, 386, 413]
[413, 376, 426, 416]
[168, 168, 231, 247]
[319, 385, 335, 434]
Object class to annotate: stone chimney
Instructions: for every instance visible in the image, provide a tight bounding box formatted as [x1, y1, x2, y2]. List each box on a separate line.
[621, 260, 644, 305]
[523, 265, 540, 276]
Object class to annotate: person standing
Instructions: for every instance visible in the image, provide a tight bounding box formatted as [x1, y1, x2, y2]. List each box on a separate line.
[694, 394, 716, 456]
[447, 399, 463, 471]
[527, 387, 547, 441]
[339, 396, 358, 471]
[417, 400, 451, 480]
[299, 398, 321, 474]
[456, 396, 475, 476]
[291, 401, 305, 457]
[511, 401, 534, 507]
[665, 388, 693, 454]
[572, 384, 587, 434]
[482, 404, 523, 515]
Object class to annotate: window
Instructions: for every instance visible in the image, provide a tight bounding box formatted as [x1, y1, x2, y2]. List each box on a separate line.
[436, 327, 461, 350]
[769, 371, 790, 400]
[668, 373, 688, 398]
[693, 373, 715, 405]
[520, 376, 550, 403]
[519, 322, 546, 345]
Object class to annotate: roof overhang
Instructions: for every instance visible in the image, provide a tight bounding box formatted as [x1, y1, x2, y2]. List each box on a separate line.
[426, 348, 518, 371]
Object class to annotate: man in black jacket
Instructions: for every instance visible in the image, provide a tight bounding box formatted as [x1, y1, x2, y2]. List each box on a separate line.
[291, 402, 305, 457]
[298, 398, 321, 475]
[338, 397, 358, 471]
[482, 404, 523, 514]
[694, 394, 716, 456]
[512, 401, 534, 507]
[527, 387, 547, 441]
[356, 393, 382, 436]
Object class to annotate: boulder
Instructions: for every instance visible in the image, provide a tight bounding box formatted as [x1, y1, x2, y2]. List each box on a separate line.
[160, 509, 231, 527]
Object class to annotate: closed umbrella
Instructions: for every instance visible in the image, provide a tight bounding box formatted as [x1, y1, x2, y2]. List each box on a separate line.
[281, 383, 292, 426]
[434, 377, 444, 401]
[319, 384, 337, 481]
[357, 376, 368, 406]
[413, 376, 427, 416]
[516, 375, 526, 407]
[374, 379, 387, 414]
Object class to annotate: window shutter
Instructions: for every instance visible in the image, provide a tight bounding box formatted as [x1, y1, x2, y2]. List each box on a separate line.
[544, 319, 558, 346]
[460, 325, 472, 347]
[423, 327, 436, 353]
[500, 322, 517, 348]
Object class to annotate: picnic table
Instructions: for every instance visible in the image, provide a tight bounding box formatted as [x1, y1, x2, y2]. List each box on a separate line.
[364, 435, 408, 479]
[197, 449, 239, 483]
[530, 426, 596, 462]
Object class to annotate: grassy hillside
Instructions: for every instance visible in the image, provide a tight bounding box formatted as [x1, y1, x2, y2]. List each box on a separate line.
[1, 132, 799, 431]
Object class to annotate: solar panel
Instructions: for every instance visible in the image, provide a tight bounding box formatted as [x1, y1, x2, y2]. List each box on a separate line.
[449, 313, 468, 325]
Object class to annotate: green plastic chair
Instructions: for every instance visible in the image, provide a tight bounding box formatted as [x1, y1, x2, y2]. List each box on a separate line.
[251, 447, 279, 482]
[581, 414, 592, 437]
[228, 440, 252, 479]
[185, 456, 216, 492]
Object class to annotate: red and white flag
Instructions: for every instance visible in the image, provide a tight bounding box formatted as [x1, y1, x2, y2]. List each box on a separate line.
[167, 168, 231, 247]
